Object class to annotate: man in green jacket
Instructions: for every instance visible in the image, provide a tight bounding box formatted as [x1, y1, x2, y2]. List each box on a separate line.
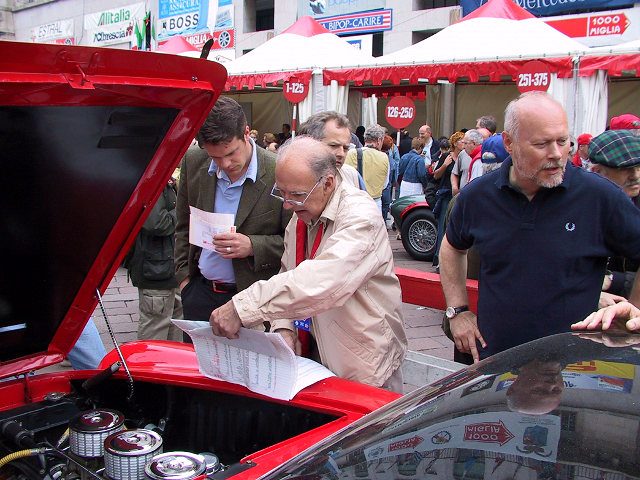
[126, 179, 183, 341]
[175, 97, 291, 327]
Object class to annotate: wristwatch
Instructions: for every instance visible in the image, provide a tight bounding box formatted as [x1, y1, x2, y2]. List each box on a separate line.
[445, 305, 469, 320]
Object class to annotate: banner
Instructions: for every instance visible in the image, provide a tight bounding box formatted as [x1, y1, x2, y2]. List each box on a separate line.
[461, 0, 634, 18]
[496, 361, 635, 393]
[365, 412, 561, 462]
[84, 3, 145, 47]
[157, 0, 217, 42]
[299, 0, 385, 18]
[30, 19, 74, 44]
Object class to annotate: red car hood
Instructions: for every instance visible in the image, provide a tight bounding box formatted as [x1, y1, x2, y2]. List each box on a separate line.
[0, 41, 227, 379]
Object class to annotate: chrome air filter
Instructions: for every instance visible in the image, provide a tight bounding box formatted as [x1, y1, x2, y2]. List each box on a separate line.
[145, 452, 206, 480]
[104, 429, 163, 480]
[69, 409, 125, 458]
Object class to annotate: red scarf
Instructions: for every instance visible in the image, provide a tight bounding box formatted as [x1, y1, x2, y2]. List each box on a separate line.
[295, 219, 323, 357]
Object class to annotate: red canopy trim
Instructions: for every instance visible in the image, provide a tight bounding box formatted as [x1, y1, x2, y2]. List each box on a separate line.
[353, 85, 427, 99]
[578, 54, 640, 78]
[225, 70, 313, 91]
[323, 58, 574, 86]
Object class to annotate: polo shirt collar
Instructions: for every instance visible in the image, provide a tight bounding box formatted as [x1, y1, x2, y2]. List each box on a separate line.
[495, 156, 574, 194]
[208, 138, 258, 184]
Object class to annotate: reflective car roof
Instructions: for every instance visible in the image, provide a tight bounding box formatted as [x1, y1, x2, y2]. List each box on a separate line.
[0, 41, 227, 378]
[262, 331, 640, 479]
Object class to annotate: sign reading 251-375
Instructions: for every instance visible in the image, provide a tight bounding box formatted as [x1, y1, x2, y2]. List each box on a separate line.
[517, 61, 550, 93]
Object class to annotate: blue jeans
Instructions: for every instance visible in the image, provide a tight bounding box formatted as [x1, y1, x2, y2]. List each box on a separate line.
[433, 196, 451, 265]
[381, 184, 392, 222]
[67, 318, 107, 370]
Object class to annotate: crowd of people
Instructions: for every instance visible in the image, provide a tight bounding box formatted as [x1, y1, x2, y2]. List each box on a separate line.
[71, 92, 640, 401]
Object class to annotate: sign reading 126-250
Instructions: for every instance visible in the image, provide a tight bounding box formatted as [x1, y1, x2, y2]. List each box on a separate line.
[517, 61, 550, 93]
[385, 96, 416, 129]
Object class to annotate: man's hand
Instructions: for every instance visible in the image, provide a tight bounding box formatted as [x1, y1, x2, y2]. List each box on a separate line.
[179, 277, 190, 292]
[209, 300, 242, 338]
[449, 311, 487, 363]
[213, 232, 254, 259]
[598, 291, 627, 309]
[572, 301, 640, 332]
[274, 328, 301, 355]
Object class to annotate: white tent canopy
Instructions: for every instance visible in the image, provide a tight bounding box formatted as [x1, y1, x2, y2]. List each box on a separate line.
[225, 16, 377, 119]
[379, 17, 587, 66]
[226, 21, 376, 75]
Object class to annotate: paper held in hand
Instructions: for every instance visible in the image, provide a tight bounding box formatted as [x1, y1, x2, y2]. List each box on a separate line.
[172, 320, 335, 401]
[189, 206, 236, 251]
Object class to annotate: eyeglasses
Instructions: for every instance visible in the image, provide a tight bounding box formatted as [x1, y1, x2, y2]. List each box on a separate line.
[270, 179, 323, 206]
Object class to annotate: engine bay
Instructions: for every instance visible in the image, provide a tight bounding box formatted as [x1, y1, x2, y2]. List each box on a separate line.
[0, 375, 339, 480]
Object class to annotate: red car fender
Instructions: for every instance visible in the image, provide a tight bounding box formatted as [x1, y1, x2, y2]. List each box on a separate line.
[400, 201, 431, 220]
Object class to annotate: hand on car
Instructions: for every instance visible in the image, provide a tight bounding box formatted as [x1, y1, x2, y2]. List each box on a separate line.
[598, 291, 626, 309]
[450, 311, 487, 364]
[213, 232, 254, 259]
[209, 300, 242, 338]
[571, 301, 640, 332]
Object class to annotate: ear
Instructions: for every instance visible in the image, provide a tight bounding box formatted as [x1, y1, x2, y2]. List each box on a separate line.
[323, 174, 335, 191]
[502, 130, 514, 155]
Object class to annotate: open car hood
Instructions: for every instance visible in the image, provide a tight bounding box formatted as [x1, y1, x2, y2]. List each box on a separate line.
[0, 41, 227, 379]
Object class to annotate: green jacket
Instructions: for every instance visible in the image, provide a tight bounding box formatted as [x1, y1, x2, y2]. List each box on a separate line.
[174, 145, 291, 291]
[126, 183, 179, 290]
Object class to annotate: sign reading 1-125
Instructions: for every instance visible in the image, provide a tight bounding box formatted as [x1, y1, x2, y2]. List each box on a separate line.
[517, 60, 551, 93]
[385, 96, 417, 129]
[282, 79, 309, 103]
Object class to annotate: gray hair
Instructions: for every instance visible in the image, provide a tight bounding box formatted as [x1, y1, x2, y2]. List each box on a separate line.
[364, 124, 386, 143]
[504, 91, 556, 142]
[297, 111, 351, 140]
[482, 162, 502, 175]
[465, 129, 484, 145]
[277, 135, 337, 180]
[476, 115, 497, 134]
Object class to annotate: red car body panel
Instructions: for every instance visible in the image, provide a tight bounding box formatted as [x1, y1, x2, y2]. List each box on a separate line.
[400, 201, 431, 220]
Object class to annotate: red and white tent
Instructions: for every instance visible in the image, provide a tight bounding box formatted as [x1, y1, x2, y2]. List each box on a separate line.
[156, 35, 201, 58]
[225, 16, 375, 91]
[324, 0, 584, 86]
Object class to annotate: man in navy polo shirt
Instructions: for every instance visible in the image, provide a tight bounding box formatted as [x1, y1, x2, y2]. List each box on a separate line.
[439, 92, 640, 363]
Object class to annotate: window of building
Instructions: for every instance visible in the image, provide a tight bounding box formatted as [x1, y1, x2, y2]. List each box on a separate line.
[245, 0, 274, 32]
[413, 0, 459, 11]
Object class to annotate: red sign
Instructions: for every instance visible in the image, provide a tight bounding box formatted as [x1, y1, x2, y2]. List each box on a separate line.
[464, 420, 514, 446]
[183, 29, 235, 50]
[517, 61, 551, 93]
[546, 13, 629, 38]
[588, 13, 629, 36]
[388, 435, 424, 452]
[385, 96, 416, 129]
[282, 79, 309, 104]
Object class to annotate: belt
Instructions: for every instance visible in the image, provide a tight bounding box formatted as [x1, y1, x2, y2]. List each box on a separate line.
[210, 280, 237, 294]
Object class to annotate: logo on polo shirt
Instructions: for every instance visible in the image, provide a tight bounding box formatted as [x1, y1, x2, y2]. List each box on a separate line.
[565, 222, 576, 232]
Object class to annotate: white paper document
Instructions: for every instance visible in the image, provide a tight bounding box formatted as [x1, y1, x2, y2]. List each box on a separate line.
[172, 319, 335, 401]
[188, 206, 236, 251]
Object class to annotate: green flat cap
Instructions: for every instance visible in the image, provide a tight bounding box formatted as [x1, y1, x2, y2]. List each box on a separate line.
[589, 129, 640, 168]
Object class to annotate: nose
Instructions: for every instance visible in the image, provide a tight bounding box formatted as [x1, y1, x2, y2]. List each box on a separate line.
[548, 141, 563, 159]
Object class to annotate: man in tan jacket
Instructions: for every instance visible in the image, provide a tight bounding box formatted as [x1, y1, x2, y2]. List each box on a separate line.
[209, 136, 407, 392]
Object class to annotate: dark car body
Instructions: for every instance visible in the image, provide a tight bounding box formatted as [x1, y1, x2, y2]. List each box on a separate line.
[390, 195, 437, 261]
[261, 331, 640, 479]
[0, 41, 398, 480]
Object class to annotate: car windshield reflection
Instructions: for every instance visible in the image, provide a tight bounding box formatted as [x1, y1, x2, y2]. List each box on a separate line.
[262, 331, 640, 479]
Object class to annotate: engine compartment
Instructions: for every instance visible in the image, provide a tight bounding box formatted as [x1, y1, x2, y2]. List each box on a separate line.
[0, 376, 340, 480]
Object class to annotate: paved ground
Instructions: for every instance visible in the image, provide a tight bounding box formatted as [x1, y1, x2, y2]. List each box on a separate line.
[90, 230, 454, 364]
